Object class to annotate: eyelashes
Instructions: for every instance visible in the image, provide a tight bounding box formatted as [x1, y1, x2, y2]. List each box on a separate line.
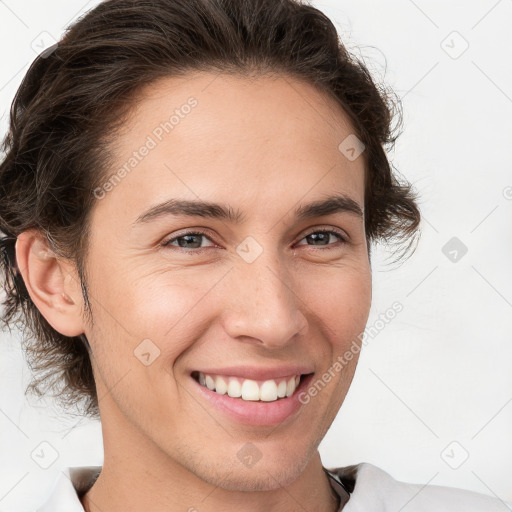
[161, 229, 216, 251]
[161, 227, 348, 253]
[295, 228, 348, 248]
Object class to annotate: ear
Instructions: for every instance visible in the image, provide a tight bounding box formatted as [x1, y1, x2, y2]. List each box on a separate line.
[15, 229, 85, 337]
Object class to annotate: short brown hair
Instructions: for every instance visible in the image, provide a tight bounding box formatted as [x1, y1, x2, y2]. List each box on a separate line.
[0, 0, 421, 420]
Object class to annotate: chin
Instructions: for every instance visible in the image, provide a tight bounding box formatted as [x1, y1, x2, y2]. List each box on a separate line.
[215, 463, 305, 492]
[194, 446, 313, 492]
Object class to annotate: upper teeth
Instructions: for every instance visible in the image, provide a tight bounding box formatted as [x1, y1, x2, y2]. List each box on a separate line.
[197, 372, 301, 402]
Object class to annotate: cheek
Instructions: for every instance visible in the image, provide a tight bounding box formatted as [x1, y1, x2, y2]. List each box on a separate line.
[126, 272, 224, 340]
[300, 264, 372, 346]
[87, 263, 228, 370]
[90, 257, 203, 331]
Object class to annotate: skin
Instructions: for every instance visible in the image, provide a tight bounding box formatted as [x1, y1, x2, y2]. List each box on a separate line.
[16, 72, 372, 512]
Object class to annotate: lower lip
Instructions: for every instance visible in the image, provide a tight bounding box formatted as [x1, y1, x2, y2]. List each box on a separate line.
[191, 373, 314, 426]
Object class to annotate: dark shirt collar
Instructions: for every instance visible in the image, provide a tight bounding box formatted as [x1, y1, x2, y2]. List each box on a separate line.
[323, 465, 357, 510]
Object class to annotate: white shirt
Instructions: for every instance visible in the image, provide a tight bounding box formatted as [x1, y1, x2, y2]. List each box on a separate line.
[36, 462, 511, 511]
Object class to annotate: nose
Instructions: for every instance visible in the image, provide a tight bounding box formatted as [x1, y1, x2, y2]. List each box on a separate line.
[220, 248, 309, 349]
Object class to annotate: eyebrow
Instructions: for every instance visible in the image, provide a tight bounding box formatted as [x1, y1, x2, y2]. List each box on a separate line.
[132, 193, 363, 226]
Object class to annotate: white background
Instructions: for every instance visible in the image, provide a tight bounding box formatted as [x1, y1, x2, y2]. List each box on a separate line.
[0, 1, 511, 510]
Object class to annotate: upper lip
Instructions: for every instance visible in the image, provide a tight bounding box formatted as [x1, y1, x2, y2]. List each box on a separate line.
[192, 365, 314, 381]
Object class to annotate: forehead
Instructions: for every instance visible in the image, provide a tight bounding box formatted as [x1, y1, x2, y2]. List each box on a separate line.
[93, 72, 366, 227]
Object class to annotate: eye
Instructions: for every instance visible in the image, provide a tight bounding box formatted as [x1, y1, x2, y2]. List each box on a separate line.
[295, 228, 348, 249]
[161, 229, 216, 251]
[161, 227, 348, 253]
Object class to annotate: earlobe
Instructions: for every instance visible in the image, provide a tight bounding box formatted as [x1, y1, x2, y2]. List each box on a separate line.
[15, 230, 85, 337]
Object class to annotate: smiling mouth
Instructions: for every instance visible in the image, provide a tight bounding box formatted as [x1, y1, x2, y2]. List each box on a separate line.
[191, 370, 313, 402]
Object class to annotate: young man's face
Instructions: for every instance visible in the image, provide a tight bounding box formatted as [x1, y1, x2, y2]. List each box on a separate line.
[81, 72, 371, 490]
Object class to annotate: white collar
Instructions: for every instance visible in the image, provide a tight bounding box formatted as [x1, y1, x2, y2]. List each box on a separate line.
[36, 466, 101, 511]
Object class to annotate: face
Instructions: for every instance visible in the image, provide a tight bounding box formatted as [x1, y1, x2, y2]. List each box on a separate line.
[81, 72, 372, 491]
